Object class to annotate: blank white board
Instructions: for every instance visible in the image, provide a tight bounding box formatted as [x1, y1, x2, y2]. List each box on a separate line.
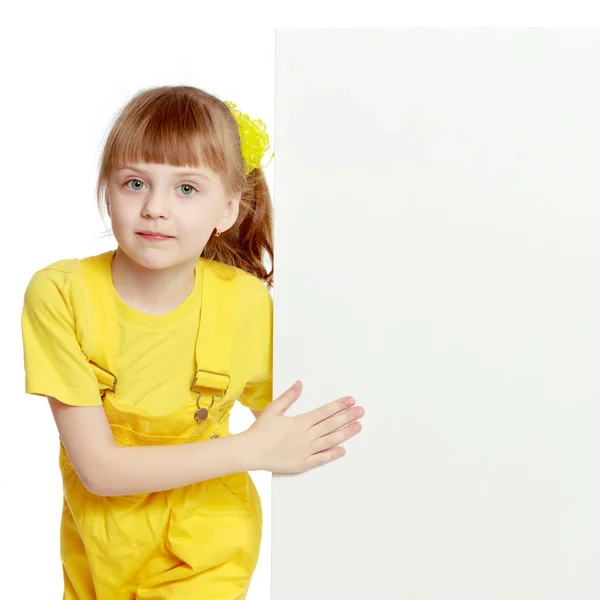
[272, 28, 600, 599]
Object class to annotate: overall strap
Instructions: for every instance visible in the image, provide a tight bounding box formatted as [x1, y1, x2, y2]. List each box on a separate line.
[79, 250, 118, 399]
[191, 260, 237, 422]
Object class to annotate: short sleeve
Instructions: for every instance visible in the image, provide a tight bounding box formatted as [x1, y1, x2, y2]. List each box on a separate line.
[237, 282, 273, 411]
[21, 268, 103, 407]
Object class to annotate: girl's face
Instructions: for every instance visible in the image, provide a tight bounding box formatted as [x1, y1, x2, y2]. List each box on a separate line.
[106, 161, 240, 270]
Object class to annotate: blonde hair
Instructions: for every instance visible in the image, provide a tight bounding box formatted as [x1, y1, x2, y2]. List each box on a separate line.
[96, 85, 274, 289]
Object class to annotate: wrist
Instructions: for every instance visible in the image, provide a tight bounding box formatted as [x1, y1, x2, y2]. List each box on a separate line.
[237, 429, 263, 472]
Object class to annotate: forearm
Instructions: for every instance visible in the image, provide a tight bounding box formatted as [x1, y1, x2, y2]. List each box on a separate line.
[89, 431, 259, 497]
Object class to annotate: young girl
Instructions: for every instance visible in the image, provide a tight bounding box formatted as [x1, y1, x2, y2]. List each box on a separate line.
[20, 85, 365, 599]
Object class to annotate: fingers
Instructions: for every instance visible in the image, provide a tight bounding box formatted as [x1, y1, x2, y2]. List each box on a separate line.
[310, 404, 364, 440]
[298, 398, 364, 471]
[271, 380, 303, 415]
[310, 415, 363, 455]
[302, 442, 347, 471]
[304, 395, 356, 427]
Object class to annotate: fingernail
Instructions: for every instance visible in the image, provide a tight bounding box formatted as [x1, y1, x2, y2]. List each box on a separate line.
[344, 397, 355, 406]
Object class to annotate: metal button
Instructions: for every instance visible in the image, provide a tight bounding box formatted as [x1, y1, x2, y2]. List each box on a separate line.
[194, 408, 208, 422]
[211, 435, 220, 439]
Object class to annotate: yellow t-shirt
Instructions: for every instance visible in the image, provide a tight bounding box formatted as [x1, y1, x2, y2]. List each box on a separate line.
[20, 253, 273, 415]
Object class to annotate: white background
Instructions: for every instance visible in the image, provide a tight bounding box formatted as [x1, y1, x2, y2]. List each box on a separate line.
[3, 1, 600, 599]
[273, 27, 600, 599]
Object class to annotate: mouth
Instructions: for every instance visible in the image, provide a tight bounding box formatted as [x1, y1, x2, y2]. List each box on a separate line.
[136, 232, 174, 241]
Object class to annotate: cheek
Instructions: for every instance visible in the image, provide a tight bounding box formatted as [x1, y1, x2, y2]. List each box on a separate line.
[180, 205, 215, 228]
[108, 204, 136, 228]
[180, 215, 211, 236]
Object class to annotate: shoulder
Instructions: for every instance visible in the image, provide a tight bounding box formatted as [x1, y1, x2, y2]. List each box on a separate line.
[24, 251, 107, 288]
[23, 256, 91, 323]
[22, 254, 105, 352]
[24, 257, 81, 298]
[203, 258, 272, 309]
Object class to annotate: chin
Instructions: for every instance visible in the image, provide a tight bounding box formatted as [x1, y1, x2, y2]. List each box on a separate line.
[116, 242, 175, 269]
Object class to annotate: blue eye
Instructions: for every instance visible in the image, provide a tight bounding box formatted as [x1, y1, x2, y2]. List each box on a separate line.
[178, 184, 198, 196]
[124, 179, 199, 196]
[125, 179, 145, 191]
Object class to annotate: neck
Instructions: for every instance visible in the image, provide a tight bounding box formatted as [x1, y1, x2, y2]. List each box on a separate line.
[110, 248, 197, 316]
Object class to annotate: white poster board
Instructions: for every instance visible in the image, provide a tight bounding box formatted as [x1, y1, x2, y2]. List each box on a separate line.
[272, 28, 600, 599]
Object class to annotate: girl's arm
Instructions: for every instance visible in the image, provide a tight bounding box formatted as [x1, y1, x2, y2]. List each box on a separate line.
[48, 396, 259, 497]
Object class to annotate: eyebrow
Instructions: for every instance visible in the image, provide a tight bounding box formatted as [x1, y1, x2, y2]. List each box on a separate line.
[116, 166, 212, 182]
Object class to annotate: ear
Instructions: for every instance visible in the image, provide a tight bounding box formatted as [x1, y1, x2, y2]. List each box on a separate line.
[218, 194, 241, 231]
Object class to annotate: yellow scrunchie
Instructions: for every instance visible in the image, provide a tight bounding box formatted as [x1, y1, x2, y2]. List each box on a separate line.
[224, 100, 275, 175]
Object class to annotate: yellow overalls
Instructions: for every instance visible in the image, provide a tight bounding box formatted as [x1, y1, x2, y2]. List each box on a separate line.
[59, 252, 264, 599]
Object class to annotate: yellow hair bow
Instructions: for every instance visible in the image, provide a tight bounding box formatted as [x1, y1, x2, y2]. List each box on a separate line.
[224, 100, 275, 175]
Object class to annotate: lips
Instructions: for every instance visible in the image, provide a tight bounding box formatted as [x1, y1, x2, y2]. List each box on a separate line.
[137, 231, 173, 238]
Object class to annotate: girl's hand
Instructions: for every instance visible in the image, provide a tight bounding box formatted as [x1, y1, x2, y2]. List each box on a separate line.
[243, 381, 365, 474]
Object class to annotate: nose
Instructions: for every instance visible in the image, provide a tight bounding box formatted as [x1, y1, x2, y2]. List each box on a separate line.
[141, 189, 170, 218]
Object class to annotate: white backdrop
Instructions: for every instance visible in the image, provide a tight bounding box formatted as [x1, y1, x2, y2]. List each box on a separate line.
[272, 28, 600, 599]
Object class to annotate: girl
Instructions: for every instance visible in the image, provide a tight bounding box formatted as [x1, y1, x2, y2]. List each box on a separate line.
[20, 85, 365, 599]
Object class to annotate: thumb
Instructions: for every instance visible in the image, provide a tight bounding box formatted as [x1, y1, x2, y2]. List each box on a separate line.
[270, 380, 303, 415]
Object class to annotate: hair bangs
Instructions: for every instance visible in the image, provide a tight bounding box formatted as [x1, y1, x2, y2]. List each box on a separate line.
[105, 98, 228, 176]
